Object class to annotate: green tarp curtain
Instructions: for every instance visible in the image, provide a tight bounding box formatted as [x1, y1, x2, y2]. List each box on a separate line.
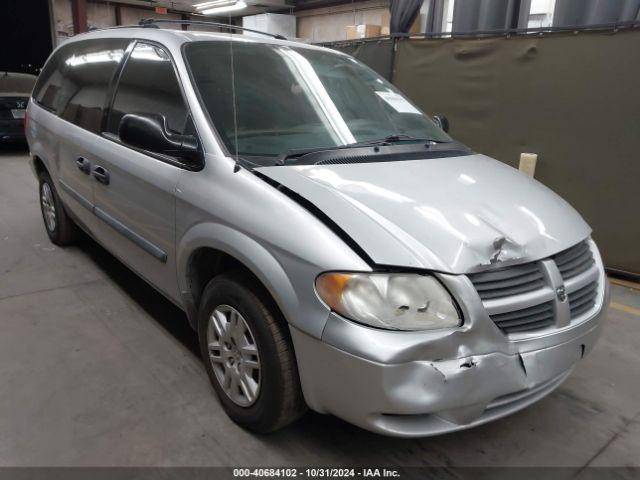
[322, 39, 395, 80]
[327, 29, 640, 275]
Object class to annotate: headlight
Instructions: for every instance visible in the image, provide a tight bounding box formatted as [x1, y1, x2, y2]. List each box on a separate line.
[315, 272, 461, 331]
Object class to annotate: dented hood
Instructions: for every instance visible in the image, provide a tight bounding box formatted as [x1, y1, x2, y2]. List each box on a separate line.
[257, 154, 591, 274]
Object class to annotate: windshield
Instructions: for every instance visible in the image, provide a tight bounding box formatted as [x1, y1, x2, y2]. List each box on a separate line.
[184, 41, 451, 158]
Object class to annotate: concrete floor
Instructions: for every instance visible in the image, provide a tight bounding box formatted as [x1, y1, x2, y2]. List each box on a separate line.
[1, 144, 639, 467]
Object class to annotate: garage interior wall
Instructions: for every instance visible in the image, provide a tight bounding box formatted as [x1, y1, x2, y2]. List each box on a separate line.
[296, 0, 390, 42]
[52, 0, 202, 43]
[52, 0, 392, 44]
[46, 1, 639, 276]
[552, 0, 640, 26]
[86, 2, 116, 29]
[53, 0, 73, 42]
[326, 29, 640, 275]
[389, 29, 639, 275]
[118, 6, 181, 25]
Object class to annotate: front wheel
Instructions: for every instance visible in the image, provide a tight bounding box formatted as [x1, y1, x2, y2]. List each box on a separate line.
[198, 271, 306, 433]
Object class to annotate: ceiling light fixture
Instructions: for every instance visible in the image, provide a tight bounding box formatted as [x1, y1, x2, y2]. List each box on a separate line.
[193, 0, 235, 10]
[199, 0, 248, 15]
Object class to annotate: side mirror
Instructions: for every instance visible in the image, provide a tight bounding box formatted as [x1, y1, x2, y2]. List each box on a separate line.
[433, 115, 449, 133]
[119, 113, 200, 163]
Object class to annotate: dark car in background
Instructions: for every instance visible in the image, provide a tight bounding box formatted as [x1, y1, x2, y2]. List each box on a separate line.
[1, 72, 36, 142]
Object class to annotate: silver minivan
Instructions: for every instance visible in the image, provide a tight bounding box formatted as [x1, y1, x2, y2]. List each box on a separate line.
[26, 22, 609, 437]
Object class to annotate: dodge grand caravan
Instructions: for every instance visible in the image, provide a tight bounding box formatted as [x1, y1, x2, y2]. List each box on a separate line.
[26, 22, 609, 437]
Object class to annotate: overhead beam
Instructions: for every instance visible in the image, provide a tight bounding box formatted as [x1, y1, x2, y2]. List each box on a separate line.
[71, 0, 88, 34]
[288, 0, 356, 12]
[47, 0, 58, 46]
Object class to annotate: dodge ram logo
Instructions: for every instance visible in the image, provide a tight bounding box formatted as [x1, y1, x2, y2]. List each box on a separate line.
[556, 286, 567, 302]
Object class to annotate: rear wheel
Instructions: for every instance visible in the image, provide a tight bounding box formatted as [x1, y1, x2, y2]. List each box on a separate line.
[38, 170, 76, 245]
[198, 271, 306, 433]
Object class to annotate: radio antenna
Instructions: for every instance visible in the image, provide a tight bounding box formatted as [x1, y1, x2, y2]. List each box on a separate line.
[228, 15, 241, 173]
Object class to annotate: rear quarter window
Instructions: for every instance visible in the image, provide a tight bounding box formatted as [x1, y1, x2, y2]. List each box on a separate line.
[33, 38, 129, 133]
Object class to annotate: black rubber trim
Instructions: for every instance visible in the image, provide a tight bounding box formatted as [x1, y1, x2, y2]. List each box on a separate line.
[287, 142, 471, 166]
[58, 179, 94, 211]
[605, 268, 640, 283]
[94, 207, 167, 263]
[100, 131, 203, 172]
[59, 180, 167, 263]
[252, 170, 466, 325]
[253, 175, 464, 275]
[102, 39, 205, 172]
[253, 171, 375, 267]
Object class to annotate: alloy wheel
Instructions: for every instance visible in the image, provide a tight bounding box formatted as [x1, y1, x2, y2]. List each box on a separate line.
[207, 304, 261, 407]
[41, 182, 56, 233]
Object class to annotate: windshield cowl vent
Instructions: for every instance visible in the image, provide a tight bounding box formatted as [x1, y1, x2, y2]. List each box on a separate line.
[313, 149, 470, 166]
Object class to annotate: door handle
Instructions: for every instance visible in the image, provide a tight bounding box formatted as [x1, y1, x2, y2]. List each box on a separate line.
[76, 157, 91, 174]
[93, 165, 110, 185]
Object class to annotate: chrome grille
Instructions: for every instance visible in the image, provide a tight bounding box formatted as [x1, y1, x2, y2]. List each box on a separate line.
[569, 281, 598, 318]
[468, 263, 545, 300]
[553, 241, 595, 281]
[490, 301, 555, 334]
[469, 240, 601, 337]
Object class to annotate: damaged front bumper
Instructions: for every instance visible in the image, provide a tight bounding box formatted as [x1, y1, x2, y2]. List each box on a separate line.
[291, 270, 609, 437]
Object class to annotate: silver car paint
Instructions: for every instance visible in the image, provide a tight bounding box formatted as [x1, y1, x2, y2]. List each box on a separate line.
[292, 239, 608, 436]
[93, 134, 181, 300]
[26, 28, 609, 437]
[174, 154, 371, 339]
[256, 154, 591, 273]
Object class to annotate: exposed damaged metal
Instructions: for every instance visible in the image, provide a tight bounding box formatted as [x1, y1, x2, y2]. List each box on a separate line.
[292, 241, 609, 436]
[459, 359, 477, 369]
[489, 236, 514, 264]
[256, 154, 592, 274]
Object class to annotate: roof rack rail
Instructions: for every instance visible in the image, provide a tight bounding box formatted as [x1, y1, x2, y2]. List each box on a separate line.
[138, 18, 287, 40]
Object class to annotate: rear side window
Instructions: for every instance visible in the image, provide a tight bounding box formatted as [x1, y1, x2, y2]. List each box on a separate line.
[33, 39, 129, 133]
[33, 48, 68, 111]
[107, 42, 188, 136]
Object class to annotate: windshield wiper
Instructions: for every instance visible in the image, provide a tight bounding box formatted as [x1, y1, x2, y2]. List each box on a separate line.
[347, 134, 448, 147]
[277, 135, 449, 165]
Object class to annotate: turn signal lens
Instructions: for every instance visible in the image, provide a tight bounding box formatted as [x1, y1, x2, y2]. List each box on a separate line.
[315, 272, 461, 331]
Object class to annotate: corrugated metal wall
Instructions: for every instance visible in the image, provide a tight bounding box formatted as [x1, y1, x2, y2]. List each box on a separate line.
[325, 29, 640, 276]
[553, 0, 640, 26]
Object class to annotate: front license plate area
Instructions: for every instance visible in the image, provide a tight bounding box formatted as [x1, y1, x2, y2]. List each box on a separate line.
[520, 340, 582, 386]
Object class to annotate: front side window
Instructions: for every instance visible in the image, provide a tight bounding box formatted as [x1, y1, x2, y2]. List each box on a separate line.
[33, 39, 129, 133]
[107, 43, 189, 137]
[184, 41, 451, 159]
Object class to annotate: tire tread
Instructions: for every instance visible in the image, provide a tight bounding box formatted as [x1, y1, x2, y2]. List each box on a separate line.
[199, 270, 306, 433]
[38, 170, 76, 246]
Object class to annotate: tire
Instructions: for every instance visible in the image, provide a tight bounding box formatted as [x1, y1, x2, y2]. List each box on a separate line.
[38, 170, 77, 246]
[198, 271, 306, 433]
